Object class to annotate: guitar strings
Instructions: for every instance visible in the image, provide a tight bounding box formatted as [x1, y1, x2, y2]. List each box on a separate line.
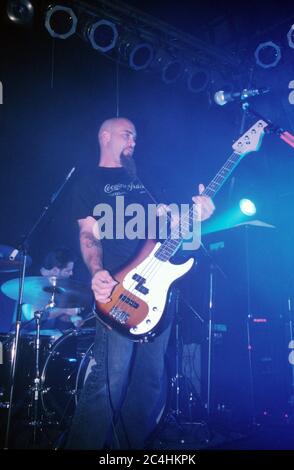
[108, 150, 240, 325]
[112, 150, 240, 300]
[106, 151, 242, 332]
[111, 131, 260, 330]
[107, 151, 240, 329]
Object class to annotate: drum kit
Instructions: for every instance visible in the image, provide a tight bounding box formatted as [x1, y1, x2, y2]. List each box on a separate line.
[0, 244, 95, 447]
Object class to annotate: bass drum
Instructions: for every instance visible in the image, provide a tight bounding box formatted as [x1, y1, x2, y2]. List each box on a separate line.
[0, 333, 13, 408]
[0, 331, 61, 411]
[40, 328, 96, 425]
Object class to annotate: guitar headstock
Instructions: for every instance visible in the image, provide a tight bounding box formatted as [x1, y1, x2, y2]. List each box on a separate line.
[232, 120, 268, 156]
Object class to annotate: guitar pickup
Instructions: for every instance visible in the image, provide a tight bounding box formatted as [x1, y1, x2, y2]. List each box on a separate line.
[132, 273, 149, 295]
[119, 294, 139, 309]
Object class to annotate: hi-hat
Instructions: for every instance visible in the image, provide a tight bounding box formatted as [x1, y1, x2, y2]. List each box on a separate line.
[0, 245, 32, 273]
[1, 276, 92, 308]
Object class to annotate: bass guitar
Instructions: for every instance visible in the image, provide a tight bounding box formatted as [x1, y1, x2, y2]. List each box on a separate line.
[95, 120, 268, 341]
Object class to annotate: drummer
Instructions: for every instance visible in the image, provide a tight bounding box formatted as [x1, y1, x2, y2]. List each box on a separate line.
[11, 247, 84, 332]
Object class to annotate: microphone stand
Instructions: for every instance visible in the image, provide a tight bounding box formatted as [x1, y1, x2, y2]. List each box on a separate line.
[242, 102, 294, 150]
[239, 67, 255, 136]
[199, 243, 227, 422]
[4, 167, 76, 449]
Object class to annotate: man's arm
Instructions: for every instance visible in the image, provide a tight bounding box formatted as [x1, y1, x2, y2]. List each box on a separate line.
[78, 216, 103, 276]
[78, 216, 117, 303]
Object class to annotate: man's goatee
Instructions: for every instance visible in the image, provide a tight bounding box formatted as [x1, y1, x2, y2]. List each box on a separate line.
[120, 154, 137, 179]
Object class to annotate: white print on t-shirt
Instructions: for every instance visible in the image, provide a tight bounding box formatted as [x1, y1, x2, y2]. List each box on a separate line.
[104, 182, 145, 196]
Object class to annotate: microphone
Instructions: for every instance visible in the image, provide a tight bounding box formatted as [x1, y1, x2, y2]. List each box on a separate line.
[214, 87, 270, 106]
[9, 249, 19, 261]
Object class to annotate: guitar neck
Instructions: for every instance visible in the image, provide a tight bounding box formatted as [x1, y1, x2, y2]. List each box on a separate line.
[154, 151, 243, 262]
[154, 119, 268, 262]
[202, 151, 243, 199]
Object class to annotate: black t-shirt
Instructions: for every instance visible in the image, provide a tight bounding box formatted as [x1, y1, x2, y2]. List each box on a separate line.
[72, 167, 151, 274]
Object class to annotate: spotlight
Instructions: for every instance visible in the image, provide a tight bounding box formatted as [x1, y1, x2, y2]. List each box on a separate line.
[87, 19, 118, 52]
[120, 38, 154, 71]
[6, 0, 34, 24]
[187, 68, 209, 93]
[287, 24, 294, 49]
[254, 41, 281, 69]
[45, 5, 77, 40]
[239, 199, 256, 216]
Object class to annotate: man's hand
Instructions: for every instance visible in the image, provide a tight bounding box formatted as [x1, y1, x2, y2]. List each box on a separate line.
[156, 204, 180, 228]
[92, 269, 118, 303]
[192, 183, 215, 222]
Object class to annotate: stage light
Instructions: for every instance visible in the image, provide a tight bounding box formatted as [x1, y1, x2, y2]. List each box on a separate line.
[87, 19, 118, 52]
[152, 50, 183, 84]
[254, 41, 281, 69]
[129, 43, 154, 71]
[287, 24, 294, 49]
[162, 59, 183, 84]
[120, 38, 154, 71]
[239, 199, 256, 216]
[187, 68, 209, 93]
[45, 5, 77, 40]
[214, 90, 228, 106]
[6, 0, 34, 24]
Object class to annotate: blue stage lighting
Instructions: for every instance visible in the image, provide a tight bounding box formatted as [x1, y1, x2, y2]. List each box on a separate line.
[239, 199, 256, 216]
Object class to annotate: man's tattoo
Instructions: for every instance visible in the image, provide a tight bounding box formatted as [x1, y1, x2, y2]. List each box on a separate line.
[80, 231, 101, 249]
[80, 230, 103, 274]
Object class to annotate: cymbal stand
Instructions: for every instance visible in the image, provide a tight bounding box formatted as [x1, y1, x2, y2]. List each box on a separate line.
[155, 287, 212, 450]
[4, 250, 28, 448]
[206, 263, 214, 418]
[161, 288, 183, 425]
[29, 309, 45, 446]
[28, 283, 60, 446]
[4, 167, 76, 449]
[167, 288, 202, 423]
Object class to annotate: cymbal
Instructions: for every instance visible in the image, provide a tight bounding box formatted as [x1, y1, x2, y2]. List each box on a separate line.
[0, 245, 32, 273]
[1, 276, 92, 308]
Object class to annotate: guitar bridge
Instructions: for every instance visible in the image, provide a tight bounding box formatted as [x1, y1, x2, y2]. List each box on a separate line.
[109, 307, 130, 324]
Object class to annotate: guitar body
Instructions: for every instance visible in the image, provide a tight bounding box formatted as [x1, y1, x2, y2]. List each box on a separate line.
[95, 239, 194, 341]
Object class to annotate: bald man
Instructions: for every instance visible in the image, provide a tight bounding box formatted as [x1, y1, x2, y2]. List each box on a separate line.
[66, 117, 214, 450]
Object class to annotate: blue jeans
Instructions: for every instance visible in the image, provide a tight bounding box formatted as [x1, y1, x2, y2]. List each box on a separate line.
[66, 320, 172, 449]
